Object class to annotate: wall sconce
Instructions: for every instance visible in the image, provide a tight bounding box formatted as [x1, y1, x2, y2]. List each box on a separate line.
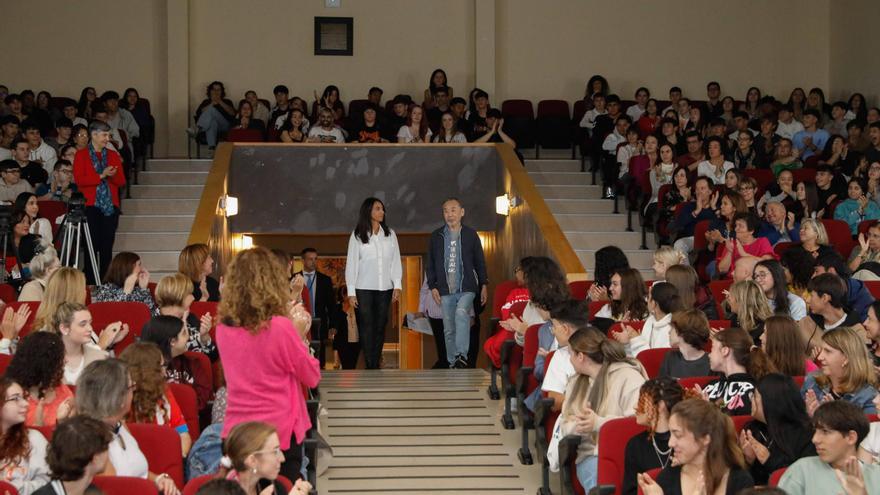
[219, 195, 239, 217]
[232, 234, 253, 251]
[495, 194, 522, 216]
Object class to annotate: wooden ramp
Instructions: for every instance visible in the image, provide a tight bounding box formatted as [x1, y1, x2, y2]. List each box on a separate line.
[318, 369, 543, 495]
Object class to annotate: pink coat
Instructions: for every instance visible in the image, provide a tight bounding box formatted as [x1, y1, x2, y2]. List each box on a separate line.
[218, 316, 321, 448]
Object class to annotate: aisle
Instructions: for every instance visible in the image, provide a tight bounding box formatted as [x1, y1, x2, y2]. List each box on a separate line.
[318, 369, 542, 494]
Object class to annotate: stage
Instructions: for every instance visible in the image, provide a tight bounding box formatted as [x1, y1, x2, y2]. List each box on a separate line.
[317, 369, 543, 494]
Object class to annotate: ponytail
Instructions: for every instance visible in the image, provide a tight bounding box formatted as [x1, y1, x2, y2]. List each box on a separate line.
[713, 327, 777, 380]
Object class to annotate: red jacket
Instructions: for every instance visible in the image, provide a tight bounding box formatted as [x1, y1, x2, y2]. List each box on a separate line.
[73, 147, 126, 207]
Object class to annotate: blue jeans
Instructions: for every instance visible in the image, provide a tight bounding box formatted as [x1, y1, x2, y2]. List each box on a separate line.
[576, 455, 598, 492]
[441, 291, 475, 364]
[197, 105, 231, 146]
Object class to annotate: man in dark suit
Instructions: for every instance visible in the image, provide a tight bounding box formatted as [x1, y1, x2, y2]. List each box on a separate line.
[297, 247, 336, 368]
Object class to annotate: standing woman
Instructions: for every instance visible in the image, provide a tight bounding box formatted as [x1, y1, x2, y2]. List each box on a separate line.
[72, 121, 125, 281]
[179, 243, 220, 302]
[346, 198, 402, 369]
[217, 247, 320, 481]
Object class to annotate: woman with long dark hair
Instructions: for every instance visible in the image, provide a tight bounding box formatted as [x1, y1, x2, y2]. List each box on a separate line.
[423, 69, 453, 109]
[345, 197, 402, 369]
[740, 373, 816, 484]
[77, 87, 97, 120]
[752, 259, 807, 321]
[587, 245, 630, 301]
[312, 85, 345, 124]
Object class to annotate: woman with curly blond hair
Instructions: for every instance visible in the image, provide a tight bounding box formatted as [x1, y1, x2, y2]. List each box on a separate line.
[216, 246, 319, 482]
[118, 342, 191, 457]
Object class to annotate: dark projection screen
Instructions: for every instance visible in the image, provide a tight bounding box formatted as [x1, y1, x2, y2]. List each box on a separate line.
[227, 145, 501, 234]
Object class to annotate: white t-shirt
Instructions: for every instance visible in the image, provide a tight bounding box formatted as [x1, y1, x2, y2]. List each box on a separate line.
[626, 105, 646, 121]
[541, 346, 575, 395]
[307, 125, 345, 143]
[579, 109, 607, 131]
[397, 125, 433, 143]
[861, 422, 880, 463]
[109, 424, 149, 479]
[776, 120, 805, 140]
[696, 160, 734, 182]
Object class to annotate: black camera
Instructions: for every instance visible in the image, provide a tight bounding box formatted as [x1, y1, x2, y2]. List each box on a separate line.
[66, 192, 87, 223]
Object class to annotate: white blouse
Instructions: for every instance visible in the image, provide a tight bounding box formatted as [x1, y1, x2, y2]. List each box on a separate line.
[109, 424, 149, 479]
[345, 229, 403, 297]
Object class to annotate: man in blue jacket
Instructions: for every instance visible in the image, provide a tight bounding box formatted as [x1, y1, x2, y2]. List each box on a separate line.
[813, 251, 875, 321]
[426, 198, 488, 369]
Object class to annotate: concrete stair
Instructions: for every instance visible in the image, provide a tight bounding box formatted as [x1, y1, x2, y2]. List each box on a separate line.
[117, 159, 210, 280]
[526, 159, 655, 279]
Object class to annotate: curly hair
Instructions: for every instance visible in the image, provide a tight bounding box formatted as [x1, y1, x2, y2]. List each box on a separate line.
[218, 247, 291, 333]
[593, 246, 630, 289]
[637, 376, 700, 437]
[523, 257, 570, 311]
[119, 342, 167, 424]
[0, 378, 31, 467]
[779, 245, 816, 293]
[5, 332, 65, 399]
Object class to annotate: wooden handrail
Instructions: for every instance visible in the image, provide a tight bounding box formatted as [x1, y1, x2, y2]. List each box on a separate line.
[187, 142, 232, 245]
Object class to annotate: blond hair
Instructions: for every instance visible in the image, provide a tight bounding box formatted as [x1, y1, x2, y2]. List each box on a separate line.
[225, 421, 278, 473]
[654, 246, 687, 271]
[178, 243, 210, 281]
[815, 327, 877, 392]
[800, 218, 829, 245]
[50, 302, 89, 333]
[218, 247, 291, 333]
[155, 273, 194, 308]
[34, 267, 87, 332]
[726, 280, 772, 333]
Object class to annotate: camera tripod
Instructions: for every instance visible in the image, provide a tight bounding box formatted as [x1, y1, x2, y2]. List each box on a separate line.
[58, 209, 102, 285]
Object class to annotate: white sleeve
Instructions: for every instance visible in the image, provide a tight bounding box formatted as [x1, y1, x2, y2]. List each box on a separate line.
[627, 318, 653, 358]
[594, 303, 612, 319]
[345, 233, 359, 297]
[579, 110, 593, 129]
[790, 294, 807, 321]
[602, 134, 616, 153]
[541, 353, 573, 394]
[397, 126, 409, 139]
[307, 127, 320, 138]
[126, 111, 140, 139]
[23, 429, 51, 493]
[860, 423, 880, 459]
[390, 231, 403, 290]
[34, 217, 53, 244]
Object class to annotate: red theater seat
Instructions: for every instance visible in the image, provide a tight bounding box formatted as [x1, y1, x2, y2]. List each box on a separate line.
[128, 423, 184, 488]
[88, 302, 152, 354]
[637, 347, 672, 379]
[93, 476, 158, 495]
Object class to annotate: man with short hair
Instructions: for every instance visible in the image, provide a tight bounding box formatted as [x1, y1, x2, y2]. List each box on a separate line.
[0, 115, 17, 161]
[388, 95, 411, 134]
[426, 86, 450, 130]
[813, 251, 874, 321]
[449, 97, 471, 140]
[814, 165, 847, 217]
[846, 120, 869, 153]
[539, 301, 592, 412]
[579, 92, 607, 135]
[0, 159, 34, 203]
[705, 81, 723, 118]
[306, 108, 345, 143]
[661, 86, 682, 115]
[269, 84, 291, 127]
[4, 94, 28, 123]
[101, 91, 139, 144]
[62, 102, 87, 127]
[21, 120, 57, 174]
[770, 138, 803, 177]
[799, 272, 864, 352]
[866, 122, 880, 164]
[677, 131, 705, 170]
[426, 198, 488, 369]
[779, 400, 880, 495]
[467, 89, 491, 137]
[626, 87, 649, 121]
[295, 247, 336, 368]
[474, 108, 516, 147]
[36, 159, 77, 202]
[793, 109, 831, 159]
[825, 101, 851, 138]
[367, 86, 383, 107]
[671, 176, 716, 255]
[760, 201, 800, 245]
[776, 104, 805, 140]
[727, 111, 757, 143]
[46, 117, 73, 152]
[11, 137, 48, 188]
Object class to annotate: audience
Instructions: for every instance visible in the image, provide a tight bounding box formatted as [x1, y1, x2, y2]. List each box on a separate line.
[218, 421, 313, 495]
[539, 300, 590, 413]
[835, 178, 880, 234]
[558, 328, 647, 492]
[779, 400, 880, 494]
[659, 309, 712, 379]
[34, 415, 112, 495]
[179, 243, 220, 302]
[93, 251, 158, 313]
[637, 398, 754, 495]
[594, 268, 649, 323]
[726, 280, 772, 342]
[702, 327, 775, 416]
[75, 359, 180, 494]
[760, 315, 814, 377]
[0, 376, 51, 493]
[18, 239, 60, 301]
[613, 282, 682, 357]
[6, 332, 73, 427]
[802, 326, 878, 415]
[49, 302, 109, 385]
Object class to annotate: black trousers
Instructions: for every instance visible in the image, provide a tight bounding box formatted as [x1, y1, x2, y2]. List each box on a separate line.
[429, 317, 447, 368]
[354, 289, 392, 369]
[85, 206, 120, 284]
[280, 436, 304, 481]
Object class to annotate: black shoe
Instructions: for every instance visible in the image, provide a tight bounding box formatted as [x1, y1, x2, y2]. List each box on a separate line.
[432, 360, 448, 369]
[453, 356, 468, 369]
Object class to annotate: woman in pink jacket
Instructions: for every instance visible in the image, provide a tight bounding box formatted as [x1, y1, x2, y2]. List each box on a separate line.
[217, 247, 320, 481]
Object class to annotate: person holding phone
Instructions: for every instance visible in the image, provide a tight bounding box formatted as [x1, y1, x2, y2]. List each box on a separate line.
[72, 120, 126, 282]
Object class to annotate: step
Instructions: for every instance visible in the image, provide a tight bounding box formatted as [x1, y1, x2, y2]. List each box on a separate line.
[563, 230, 644, 250]
[114, 232, 190, 252]
[553, 213, 630, 231]
[546, 199, 615, 215]
[535, 184, 604, 200]
[524, 159, 582, 173]
[129, 185, 204, 199]
[118, 215, 194, 232]
[528, 171, 592, 185]
[121, 199, 200, 215]
[128, 251, 180, 272]
[137, 171, 209, 186]
[146, 159, 212, 172]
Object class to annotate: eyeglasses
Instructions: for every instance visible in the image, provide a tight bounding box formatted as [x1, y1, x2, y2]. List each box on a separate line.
[752, 271, 770, 280]
[253, 447, 284, 458]
[5, 393, 29, 403]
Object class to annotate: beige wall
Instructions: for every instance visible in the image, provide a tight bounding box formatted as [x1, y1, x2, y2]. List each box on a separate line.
[496, 0, 831, 105]
[5, 0, 878, 157]
[830, 0, 880, 104]
[0, 0, 169, 153]
[188, 0, 476, 118]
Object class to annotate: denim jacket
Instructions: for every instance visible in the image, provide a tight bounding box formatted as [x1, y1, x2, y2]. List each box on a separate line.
[801, 373, 878, 414]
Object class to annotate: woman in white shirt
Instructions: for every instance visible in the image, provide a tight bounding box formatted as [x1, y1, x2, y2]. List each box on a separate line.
[74, 359, 180, 495]
[0, 377, 50, 494]
[397, 105, 432, 143]
[696, 136, 734, 182]
[51, 302, 110, 385]
[345, 197, 402, 369]
[431, 112, 467, 143]
[15, 193, 53, 244]
[645, 143, 676, 217]
[612, 282, 682, 357]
